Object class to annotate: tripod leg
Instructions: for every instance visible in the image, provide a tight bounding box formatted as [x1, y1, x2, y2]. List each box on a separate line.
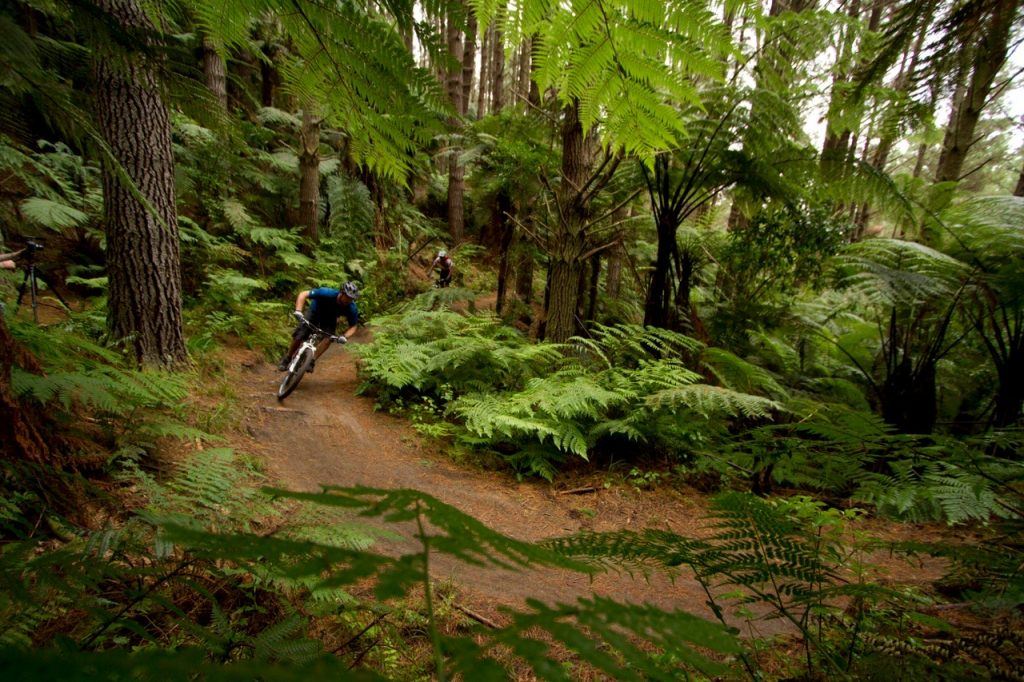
[15, 267, 30, 310]
[35, 272, 73, 312]
[30, 265, 39, 323]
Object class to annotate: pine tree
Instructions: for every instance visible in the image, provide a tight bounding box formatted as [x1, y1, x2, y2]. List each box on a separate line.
[93, 0, 187, 366]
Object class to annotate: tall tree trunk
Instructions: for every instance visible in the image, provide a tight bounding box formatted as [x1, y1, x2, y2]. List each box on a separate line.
[585, 254, 601, 323]
[605, 205, 627, 300]
[477, 25, 491, 115]
[298, 107, 320, 244]
[94, 0, 186, 367]
[544, 100, 590, 342]
[461, 9, 477, 117]
[934, 0, 1019, 186]
[494, 192, 514, 314]
[515, 243, 534, 305]
[516, 37, 532, 106]
[446, 11, 465, 241]
[490, 23, 504, 112]
[201, 36, 227, 110]
[260, 44, 279, 107]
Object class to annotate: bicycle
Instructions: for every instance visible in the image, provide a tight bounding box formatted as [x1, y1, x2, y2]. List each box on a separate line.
[277, 315, 345, 401]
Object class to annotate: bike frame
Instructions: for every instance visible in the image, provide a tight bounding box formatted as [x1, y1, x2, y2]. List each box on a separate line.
[277, 317, 341, 401]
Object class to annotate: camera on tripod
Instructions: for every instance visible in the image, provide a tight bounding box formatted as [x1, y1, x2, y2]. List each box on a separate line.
[24, 240, 43, 253]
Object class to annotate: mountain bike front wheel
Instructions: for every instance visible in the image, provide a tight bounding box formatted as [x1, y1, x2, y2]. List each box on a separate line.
[277, 346, 314, 401]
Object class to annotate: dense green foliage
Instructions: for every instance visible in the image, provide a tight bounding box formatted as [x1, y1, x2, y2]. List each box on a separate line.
[2, 0, 1024, 678]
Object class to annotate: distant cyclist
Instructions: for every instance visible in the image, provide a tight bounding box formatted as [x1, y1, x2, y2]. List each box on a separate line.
[277, 282, 360, 372]
[431, 249, 454, 287]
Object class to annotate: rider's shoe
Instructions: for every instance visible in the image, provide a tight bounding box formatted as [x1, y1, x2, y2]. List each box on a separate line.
[277, 358, 290, 372]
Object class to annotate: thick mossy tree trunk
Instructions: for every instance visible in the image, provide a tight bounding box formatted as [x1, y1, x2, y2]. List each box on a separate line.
[544, 101, 590, 343]
[201, 35, 227, 110]
[94, 0, 186, 367]
[298, 107, 320, 244]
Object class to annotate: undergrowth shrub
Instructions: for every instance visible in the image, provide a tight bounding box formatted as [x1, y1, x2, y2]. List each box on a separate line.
[357, 309, 781, 479]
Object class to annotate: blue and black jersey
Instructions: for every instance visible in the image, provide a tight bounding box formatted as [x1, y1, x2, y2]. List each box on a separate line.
[308, 287, 359, 329]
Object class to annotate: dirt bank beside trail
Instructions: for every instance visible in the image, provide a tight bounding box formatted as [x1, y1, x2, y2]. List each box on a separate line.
[224, 341, 944, 637]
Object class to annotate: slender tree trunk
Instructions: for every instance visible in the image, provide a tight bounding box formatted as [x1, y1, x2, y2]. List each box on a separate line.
[477, 25, 491, 115]
[201, 35, 227, 110]
[490, 23, 504, 112]
[515, 243, 534, 305]
[494, 193, 514, 314]
[298, 107, 320, 244]
[446, 10, 465, 241]
[934, 0, 1019, 185]
[461, 9, 477, 117]
[94, 0, 186, 366]
[260, 44, 279, 107]
[585, 254, 601, 323]
[605, 205, 627, 300]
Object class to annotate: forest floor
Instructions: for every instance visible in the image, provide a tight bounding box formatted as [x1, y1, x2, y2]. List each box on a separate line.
[214, 335, 953, 641]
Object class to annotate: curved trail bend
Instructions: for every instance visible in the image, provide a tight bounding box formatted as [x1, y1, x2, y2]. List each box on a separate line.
[233, 341, 935, 635]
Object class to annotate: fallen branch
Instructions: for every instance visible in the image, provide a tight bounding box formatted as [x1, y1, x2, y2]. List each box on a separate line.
[557, 486, 598, 496]
[455, 604, 500, 629]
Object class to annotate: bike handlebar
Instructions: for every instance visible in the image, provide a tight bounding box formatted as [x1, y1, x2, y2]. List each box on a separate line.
[294, 314, 345, 343]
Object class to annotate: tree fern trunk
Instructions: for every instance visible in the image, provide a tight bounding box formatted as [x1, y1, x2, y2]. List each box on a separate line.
[93, 0, 186, 367]
[298, 107, 320, 244]
[644, 217, 675, 327]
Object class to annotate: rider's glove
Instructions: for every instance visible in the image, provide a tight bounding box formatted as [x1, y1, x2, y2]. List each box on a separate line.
[292, 310, 304, 321]
[336, 335, 348, 345]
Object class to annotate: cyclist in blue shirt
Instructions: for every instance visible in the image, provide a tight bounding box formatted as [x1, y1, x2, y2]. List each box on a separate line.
[277, 281, 361, 372]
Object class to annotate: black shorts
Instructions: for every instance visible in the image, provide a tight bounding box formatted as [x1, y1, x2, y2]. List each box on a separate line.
[292, 314, 337, 341]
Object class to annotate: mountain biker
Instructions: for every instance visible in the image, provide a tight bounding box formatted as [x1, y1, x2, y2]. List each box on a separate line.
[431, 249, 454, 287]
[277, 282, 360, 372]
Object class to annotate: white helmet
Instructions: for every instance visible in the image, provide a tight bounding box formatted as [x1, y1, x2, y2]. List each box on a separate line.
[438, 249, 447, 258]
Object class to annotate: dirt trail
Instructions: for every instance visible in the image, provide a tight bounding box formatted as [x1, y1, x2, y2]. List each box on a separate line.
[231, 341, 942, 636]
